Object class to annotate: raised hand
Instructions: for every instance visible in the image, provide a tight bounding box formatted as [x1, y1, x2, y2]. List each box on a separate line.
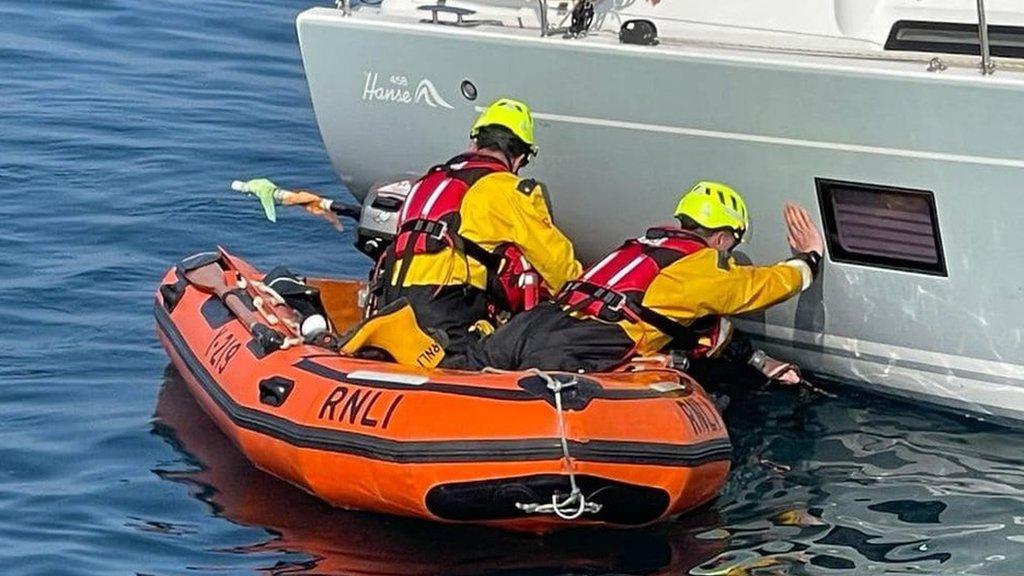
[784, 203, 824, 256]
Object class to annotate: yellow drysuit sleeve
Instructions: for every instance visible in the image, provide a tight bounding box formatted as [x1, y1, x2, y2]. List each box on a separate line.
[618, 247, 806, 355]
[460, 173, 582, 292]
[643, 249, 805, 319]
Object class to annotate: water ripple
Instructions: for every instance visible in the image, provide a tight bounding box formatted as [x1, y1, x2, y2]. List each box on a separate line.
[5, 0, 1024, 574]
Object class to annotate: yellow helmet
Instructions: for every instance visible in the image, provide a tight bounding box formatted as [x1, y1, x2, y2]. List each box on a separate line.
[674, 181, 750, 240]
[470, 98, 537, 154]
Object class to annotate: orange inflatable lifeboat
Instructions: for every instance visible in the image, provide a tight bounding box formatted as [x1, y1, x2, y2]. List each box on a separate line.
[154, 369, 728, 574]
[154, 248, 731, 533]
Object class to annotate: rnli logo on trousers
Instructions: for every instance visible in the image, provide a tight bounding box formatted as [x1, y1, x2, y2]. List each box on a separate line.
[362, 72, 454, 109]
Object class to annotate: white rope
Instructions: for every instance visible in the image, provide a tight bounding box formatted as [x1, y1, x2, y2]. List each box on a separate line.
[252, 280, 288, 305]
[252, 280, 305, 335]
[236, 276, 309, 335]
[515, 370, 602, 521]
[230, 273, 303, 349]
[279, 336, 304, 350]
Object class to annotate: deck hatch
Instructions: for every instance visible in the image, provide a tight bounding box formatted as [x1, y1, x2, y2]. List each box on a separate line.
[816, 178, 946, 276]
[885, 20, 1024, 59]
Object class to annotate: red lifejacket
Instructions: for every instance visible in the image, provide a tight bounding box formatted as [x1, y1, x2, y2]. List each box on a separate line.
[557, 226, 714, 349]
[374, 154, 541, 314]
[392, 153, 509, 258]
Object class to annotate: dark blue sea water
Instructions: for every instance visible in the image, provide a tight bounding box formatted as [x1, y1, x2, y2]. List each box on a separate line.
[4, 1, 1024, 574]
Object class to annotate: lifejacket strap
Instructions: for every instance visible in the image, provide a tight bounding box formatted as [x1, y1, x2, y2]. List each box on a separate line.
[557, 280, 698, 348]
[386, 235, 418, 304]
[459, 236, 503, 272]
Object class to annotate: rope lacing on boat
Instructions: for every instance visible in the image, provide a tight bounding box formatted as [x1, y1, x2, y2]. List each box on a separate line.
[236, 276, 303, 349]
[515, 370, 602, 521]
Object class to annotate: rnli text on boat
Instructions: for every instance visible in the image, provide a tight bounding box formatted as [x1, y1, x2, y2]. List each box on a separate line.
[318, 385, 405, 430]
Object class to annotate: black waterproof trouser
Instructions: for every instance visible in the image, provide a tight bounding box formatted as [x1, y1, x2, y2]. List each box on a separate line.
[385, 284, 490, 367]
[451, 302, 635, 372]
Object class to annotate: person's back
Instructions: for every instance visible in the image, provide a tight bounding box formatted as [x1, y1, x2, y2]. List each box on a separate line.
[466, 181, 824, 375]
[370, 98, 581, 365]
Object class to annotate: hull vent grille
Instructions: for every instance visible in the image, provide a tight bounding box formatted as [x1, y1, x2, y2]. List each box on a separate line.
[816, 178, 946, 276]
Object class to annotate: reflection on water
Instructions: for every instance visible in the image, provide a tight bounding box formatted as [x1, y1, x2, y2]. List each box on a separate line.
[8, 0, 1024, 571]
[153, 367, 1024, 574]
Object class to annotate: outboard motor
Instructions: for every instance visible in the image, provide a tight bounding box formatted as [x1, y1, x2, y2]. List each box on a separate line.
[355, 177, 414, 259]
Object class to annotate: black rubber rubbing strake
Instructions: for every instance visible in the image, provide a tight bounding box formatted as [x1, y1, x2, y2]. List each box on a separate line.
[297, 358, 668, 402]
[154, 302, 733, 465]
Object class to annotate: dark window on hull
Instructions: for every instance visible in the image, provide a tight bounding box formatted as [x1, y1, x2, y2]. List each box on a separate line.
[816, 178, 947, 276]
[885, 20, 1024, 59]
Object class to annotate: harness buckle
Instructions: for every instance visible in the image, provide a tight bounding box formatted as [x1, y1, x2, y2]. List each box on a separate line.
[427, 219, 449, 240]
[406, 219, 450, 241]
[604, 291, 627, 313]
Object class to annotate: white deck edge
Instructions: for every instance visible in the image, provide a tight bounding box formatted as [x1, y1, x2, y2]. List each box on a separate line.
[297, 8, 1024, 88]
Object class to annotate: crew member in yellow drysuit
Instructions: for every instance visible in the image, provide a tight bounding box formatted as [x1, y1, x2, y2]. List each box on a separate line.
[362, 98, 581, 367]
[464, 181, 823, 380]
[244, 99, 580, 369]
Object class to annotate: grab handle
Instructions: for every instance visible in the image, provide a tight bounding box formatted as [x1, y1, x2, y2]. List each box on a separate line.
[259, 377, 295, 407]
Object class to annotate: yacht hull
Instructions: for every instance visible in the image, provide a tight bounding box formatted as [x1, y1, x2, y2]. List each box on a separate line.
[297, 9, 1024, 421]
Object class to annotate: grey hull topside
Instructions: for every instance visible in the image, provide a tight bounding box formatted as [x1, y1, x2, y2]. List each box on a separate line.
[296, 9, 1024, 422]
